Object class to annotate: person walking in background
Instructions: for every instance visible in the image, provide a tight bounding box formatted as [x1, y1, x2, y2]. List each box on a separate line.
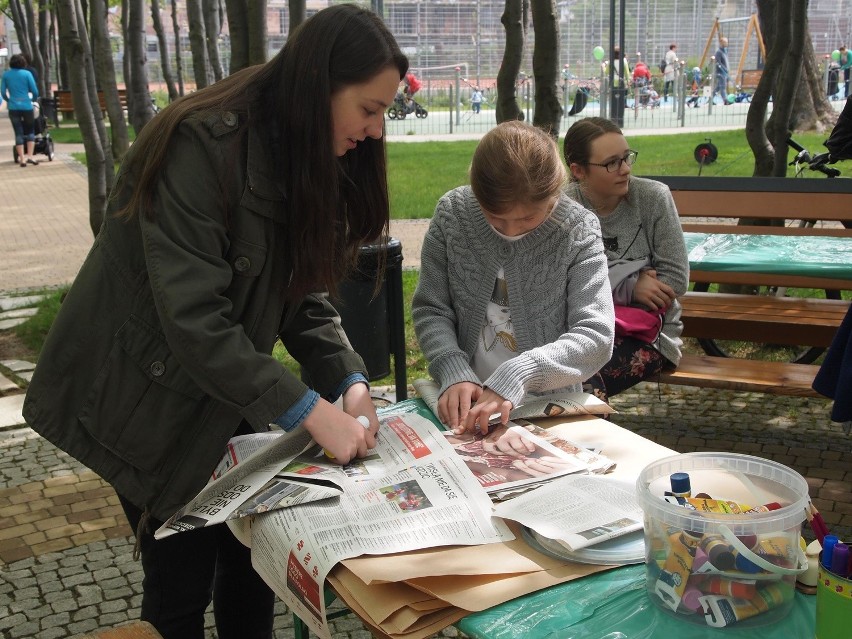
[412, 121, 613, 435]
[1, 53, 39, 167]
[714, 36, 730, 104]
[471, 87, 483, 113]
[663, 43, 678, 102]
[563, 117, 689, 402]
[840, 46, 852, 98]
[22, 6, 407, 639]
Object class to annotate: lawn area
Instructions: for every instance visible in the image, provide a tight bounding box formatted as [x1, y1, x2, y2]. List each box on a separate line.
[387, 128, 852, 218]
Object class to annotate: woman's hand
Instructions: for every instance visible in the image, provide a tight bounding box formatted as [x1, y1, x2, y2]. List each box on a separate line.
[438, 382, 483, 432]
[633, 269, 676, 311]
[301, 395, 376, 464]
[341, 381, 380, 433]
[460, 388, 513, 435]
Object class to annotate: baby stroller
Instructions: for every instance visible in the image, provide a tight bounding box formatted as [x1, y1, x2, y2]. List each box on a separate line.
[10, 98, 55, 163]
[386, 91, 428, 120]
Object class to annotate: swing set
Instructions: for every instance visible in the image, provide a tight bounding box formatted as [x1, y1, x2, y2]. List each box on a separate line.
[699, 15, 766, 92]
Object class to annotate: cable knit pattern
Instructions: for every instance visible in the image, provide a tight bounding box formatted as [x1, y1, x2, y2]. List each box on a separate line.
[566, 176, 689, 365]
[412, 186, 615, 406]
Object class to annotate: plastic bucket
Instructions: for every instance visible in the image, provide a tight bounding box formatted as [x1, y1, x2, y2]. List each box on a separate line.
[636, 452, 808, 629]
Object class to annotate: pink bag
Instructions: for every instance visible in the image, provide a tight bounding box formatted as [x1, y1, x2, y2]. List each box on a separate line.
[614, 305, 664, 342]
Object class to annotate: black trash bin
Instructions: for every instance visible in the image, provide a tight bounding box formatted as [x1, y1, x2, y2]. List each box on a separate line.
[610, 86, 627, 128]
[334, 238, 407, 400]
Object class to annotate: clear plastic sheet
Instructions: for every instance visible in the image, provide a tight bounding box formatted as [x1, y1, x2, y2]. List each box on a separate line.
[684, 232, 852, 279]
[456, 564, 816, 639]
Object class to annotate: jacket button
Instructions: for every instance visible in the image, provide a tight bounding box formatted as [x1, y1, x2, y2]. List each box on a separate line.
[234, 256, 251, 273]
[150, 361, 166, 377]
[222, 111, 237, 126]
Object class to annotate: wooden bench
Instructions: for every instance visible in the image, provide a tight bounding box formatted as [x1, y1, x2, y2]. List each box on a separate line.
[739, 69, 762, 91]
[641, 175, 852, 396]
[53, 88, 128, 120]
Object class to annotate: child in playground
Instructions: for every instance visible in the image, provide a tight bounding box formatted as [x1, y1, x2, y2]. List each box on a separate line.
[412, 121, 614, 435]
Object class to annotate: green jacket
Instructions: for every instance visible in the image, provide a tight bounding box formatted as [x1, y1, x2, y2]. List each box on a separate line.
[23, 108, 367, 521]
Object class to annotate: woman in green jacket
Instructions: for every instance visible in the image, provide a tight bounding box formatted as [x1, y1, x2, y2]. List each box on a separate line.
[22, 5, 407, 638]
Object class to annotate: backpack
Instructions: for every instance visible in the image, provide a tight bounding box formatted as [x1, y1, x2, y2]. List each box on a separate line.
[659, 59, 667, 73]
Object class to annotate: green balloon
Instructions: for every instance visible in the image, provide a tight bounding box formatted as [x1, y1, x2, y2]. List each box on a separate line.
[832, 49, 841, 61]
[593, 46, 605, 61]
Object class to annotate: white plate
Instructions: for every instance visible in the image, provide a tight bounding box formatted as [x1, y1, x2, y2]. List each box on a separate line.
[522, 526, 646, 565]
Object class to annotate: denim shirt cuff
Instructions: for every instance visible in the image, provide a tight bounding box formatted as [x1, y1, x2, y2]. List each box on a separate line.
[272, 389, 320, 432]
[329, 373, 369, 403]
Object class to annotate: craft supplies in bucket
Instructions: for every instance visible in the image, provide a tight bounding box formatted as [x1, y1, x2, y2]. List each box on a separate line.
[636, 452, 808, 629]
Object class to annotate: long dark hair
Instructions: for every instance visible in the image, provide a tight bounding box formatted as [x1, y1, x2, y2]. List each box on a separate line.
[118, 4, 408, 301]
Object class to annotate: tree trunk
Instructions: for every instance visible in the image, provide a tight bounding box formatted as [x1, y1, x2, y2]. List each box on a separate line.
[126, 0, 157, 133]
[791, 30, 836, 132]
[203, 0, 224, 82]
[247, 0, 268, 65]
[530, 0, 561, 136]
[55, 0, 108, 237]
[289, 0, 305, 32]
[766, 0, 806, 177]
[224, 0, 248, 72]
[23, 0, 48, 97]
[171, 0, 186, 95]
[496, 0, 526, 123]
[37, 0, 52, 97]
[186, 0, 212, 89]
[151, 0, 180, 101]
[90, 0, 130, 161]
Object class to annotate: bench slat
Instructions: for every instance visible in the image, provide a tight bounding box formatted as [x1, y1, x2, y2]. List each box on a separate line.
[680, 293, 849, 346]
[659, 355, 821, 397]
[689, 269, 852, 291]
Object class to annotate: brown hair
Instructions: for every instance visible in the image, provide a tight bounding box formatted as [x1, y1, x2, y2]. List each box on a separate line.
[116, 5, 408, 302]
[470, 121, 566, 215]
[562, 117, 623, 181]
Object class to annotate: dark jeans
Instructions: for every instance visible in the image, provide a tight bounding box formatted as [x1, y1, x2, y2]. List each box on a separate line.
[664, 80, 674, 100]
[8, 109, 35, 145]
[119, 495, 276, 639]
[584, 335, 668, 402]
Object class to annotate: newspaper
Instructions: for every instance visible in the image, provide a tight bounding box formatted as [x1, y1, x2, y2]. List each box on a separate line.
[444, 420, 615, 500]
[156, 411, 513, 639]
[492, 474, 644, 551]
[411, 378, 614, 424]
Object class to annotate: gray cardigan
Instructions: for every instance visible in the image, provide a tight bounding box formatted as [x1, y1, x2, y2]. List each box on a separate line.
[412, 186, 614, 406]
[566, 176, 689, 365]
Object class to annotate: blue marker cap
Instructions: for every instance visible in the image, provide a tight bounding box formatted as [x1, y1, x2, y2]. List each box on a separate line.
[734, 551, 763, 574]
[822, 535, 839, 570]
[830, 543, 849, 578]
[670, 472, 691, 497]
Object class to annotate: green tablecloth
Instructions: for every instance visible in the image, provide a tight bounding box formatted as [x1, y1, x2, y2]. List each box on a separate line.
[685, 232, 852, 280]
[456, 563, 816, 639]
[381, 399, 817, 639]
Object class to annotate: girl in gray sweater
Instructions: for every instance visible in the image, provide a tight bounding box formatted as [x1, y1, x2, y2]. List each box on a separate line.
[564, 117, 689, 401]
[412, 121, 614, 434]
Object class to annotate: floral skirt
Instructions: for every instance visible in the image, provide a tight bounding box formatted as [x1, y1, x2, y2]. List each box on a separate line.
[583, 335, 668, 403]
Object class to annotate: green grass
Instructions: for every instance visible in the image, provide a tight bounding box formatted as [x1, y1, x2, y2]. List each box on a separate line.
[13, 289, 67, 354]
[387, 129, 852, 219]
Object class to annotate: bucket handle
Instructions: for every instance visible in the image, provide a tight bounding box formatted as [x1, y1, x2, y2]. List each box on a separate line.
[718, 525, 807, 576]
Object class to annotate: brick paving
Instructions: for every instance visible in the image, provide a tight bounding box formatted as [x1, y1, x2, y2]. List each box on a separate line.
[1, 114, 850, 638]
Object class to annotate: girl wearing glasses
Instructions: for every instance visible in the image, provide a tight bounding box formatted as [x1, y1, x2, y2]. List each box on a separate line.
[563, 117, 689, 401]
[413, 121, 614, 435]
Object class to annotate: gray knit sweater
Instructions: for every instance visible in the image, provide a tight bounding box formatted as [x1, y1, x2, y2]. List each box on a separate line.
[412, 186, 615, 407]
[565, 176, 689, 365]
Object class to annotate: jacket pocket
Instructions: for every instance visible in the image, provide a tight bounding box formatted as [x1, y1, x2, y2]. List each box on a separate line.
[78, 314, 205, 474]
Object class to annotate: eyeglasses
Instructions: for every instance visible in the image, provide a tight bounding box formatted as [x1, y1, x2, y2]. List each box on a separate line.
[587, 150, 638, 173]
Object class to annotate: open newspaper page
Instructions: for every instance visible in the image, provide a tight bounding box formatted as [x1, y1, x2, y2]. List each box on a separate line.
[247, 412, 513, 639]
[411, 379, 614, 423]
[155, 407, 479, 539]
[444, 420, 615, 499]
[493, 474, 644, 551]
